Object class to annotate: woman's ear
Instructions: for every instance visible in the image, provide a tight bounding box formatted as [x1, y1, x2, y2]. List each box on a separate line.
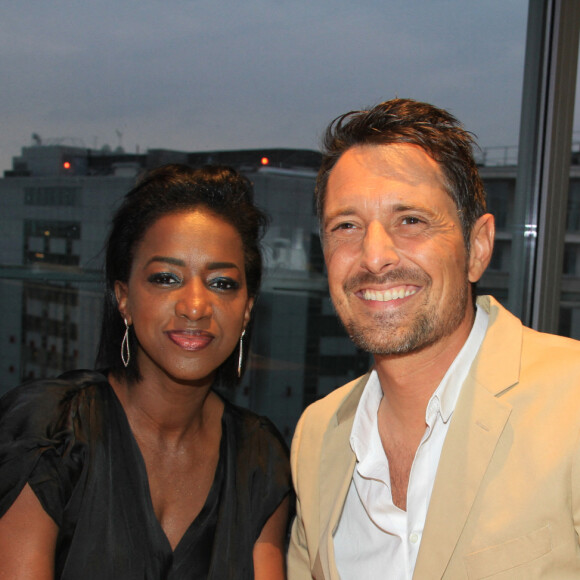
[114, 281, 131, 324]
[243, 297, 255, 330]
[468, 213, 495, 283]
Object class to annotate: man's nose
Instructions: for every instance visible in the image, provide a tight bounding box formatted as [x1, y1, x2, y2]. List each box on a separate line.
[360, 221, 400, 274]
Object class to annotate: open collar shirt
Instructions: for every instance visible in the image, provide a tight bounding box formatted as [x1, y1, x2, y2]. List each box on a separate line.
[334, 306, 489, 580]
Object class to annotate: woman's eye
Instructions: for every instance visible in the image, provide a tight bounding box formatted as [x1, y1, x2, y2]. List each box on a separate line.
[401, 216, 423, 225]
[209, 277, 240, 291]
[148, 272, 180, 285]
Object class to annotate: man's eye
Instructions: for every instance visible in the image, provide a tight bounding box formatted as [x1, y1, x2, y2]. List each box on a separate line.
[210, 277, 240, 291]
[148, 272, 180, 285]
[401, 216, 423, 225]
[332, 222, 357, 231]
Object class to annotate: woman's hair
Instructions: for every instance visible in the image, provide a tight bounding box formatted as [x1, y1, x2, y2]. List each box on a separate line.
[95, 163, 268, 387]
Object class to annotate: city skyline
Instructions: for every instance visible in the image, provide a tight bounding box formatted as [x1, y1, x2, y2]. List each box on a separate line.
[4, 1, 572, 176]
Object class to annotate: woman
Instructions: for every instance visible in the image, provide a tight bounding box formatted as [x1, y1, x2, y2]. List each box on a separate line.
[0, 164, 291, 579]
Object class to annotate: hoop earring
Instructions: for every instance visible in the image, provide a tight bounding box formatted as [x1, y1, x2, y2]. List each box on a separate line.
[237, 330, 246, 378]
[121, 319, 130, 368]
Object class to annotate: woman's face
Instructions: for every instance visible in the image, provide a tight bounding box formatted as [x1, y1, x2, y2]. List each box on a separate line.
[115, 209, 253, 388]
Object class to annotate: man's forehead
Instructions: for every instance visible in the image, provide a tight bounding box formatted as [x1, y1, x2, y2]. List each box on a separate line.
[324, 143, 449, 210]
[329, 143, 445, 187]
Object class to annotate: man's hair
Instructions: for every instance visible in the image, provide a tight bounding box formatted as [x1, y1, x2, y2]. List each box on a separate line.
[315, 98, 487, 246]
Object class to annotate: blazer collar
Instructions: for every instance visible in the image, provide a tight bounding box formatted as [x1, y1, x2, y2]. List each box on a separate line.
[472, 295, 522, 396]
[318, 372, 370, 580]
[335, 372, 370, 425]
[414, 296, 520, 578]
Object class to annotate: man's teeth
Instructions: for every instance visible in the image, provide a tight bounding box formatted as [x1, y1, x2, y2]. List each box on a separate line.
[362, 287, 417, 302]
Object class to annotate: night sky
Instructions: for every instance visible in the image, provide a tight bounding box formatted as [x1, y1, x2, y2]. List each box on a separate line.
[2, 1, 577, 174]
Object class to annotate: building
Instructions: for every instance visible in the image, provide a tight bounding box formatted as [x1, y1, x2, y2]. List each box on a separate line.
[1, 141, 579, 438]
[0, 143, 369, 439]
[477, 152, 580, 338]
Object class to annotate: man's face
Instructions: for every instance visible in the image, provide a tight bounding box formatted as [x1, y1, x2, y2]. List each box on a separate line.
[322, 143, 484, 356]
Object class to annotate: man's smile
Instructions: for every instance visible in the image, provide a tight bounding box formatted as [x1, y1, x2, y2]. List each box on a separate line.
[360, 286, 418, 302]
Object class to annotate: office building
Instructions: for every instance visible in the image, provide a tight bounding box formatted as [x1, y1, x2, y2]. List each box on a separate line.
[1, 141, 579, 437]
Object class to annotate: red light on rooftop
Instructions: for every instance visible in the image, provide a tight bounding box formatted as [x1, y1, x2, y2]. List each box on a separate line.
[63, 161, 71, 170]
[260, 157, 269, 165]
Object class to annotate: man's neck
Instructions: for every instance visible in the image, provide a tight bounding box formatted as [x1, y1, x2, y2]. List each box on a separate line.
[373, 308, 477, 511]
[373, 307, 476, 425]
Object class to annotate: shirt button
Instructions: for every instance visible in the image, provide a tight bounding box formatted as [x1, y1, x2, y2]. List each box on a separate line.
[409, 533, 419, 544]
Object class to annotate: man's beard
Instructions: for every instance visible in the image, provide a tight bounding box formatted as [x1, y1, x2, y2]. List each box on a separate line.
[335, 267, 470, 356]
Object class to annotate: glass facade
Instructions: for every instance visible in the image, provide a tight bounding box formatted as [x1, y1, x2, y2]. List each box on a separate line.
[1, 1, 578, 441]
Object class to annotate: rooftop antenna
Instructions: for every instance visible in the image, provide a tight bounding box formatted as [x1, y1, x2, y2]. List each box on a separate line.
[115, 129, 125, 154]
[31, 133, 42, 146]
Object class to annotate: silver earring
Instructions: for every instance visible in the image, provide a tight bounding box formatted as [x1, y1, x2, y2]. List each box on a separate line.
[121, 319, 130, 368]
[237, 330, 246, 378]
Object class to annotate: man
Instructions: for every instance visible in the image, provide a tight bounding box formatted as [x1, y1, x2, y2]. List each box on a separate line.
[288, 98, 580, 579]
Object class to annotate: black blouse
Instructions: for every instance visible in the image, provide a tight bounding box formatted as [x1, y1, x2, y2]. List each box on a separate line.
[0, 370, 291, 579]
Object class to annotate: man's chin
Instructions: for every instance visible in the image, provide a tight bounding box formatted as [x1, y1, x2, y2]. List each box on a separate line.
[344, 316, 438, 356]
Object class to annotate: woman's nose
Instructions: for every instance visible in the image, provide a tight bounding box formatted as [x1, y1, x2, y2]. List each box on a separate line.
[175, 280, 212, 320]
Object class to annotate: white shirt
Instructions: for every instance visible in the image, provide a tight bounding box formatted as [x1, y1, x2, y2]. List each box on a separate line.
[334, 306, 489, 580]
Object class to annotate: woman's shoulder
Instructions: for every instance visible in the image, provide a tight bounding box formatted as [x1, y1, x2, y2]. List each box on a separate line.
[221, 399, 290, 480]
[0, 370, 112, 521]
[0, 369, 111, 434]
[223, 399, 287, 449]
[221, 398, 293, 529]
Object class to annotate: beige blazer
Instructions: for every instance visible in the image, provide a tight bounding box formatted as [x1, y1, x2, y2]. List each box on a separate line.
[288, 296, 580, 579]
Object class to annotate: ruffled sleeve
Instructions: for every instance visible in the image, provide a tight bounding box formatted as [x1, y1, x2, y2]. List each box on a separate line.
[0, 371, 104, 525]
[206, 403, 292, 580]
[221, 402, 292, 540]
[246, 415, 292, 535]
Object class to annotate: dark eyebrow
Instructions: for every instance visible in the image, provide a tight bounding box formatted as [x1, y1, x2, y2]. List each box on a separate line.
[324, 202, 436, 228]
[207, 261, 240, 271]
[323, 207, 359, 229]
[146, 256, 186, 267]
[392, 203, 435, 214]
[146, 256, 240, 271]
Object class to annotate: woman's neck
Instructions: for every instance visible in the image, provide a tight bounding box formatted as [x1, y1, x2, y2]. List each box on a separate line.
[109, 372, 223, 449]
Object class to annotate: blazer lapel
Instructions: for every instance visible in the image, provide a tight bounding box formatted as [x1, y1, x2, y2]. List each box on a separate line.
[413, 378, 512, 578]
[414, 297, 520, 578]
[316, 374, 368, 580]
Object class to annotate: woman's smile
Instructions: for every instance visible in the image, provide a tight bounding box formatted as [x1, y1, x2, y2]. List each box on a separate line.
[165, 329, 215, 351]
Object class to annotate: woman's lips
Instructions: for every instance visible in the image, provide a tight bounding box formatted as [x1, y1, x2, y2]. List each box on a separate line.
[166, 330, 214, 351]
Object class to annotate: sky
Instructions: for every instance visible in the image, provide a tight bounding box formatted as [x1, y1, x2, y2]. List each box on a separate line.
[2, 1, 578, 174]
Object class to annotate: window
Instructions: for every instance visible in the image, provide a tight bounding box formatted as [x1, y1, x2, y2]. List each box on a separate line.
[24, 186, 80, 206]
[3, 1, 579, 439]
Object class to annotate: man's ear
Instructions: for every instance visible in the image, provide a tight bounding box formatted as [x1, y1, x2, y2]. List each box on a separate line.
[114, 281, 131, 324]
[468, 213, 495, 283]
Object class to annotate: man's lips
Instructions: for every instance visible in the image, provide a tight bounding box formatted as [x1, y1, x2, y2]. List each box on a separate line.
[344, 269, 428, 304]
[166, 330, 214, 351]
[360, 285, 418, 302]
